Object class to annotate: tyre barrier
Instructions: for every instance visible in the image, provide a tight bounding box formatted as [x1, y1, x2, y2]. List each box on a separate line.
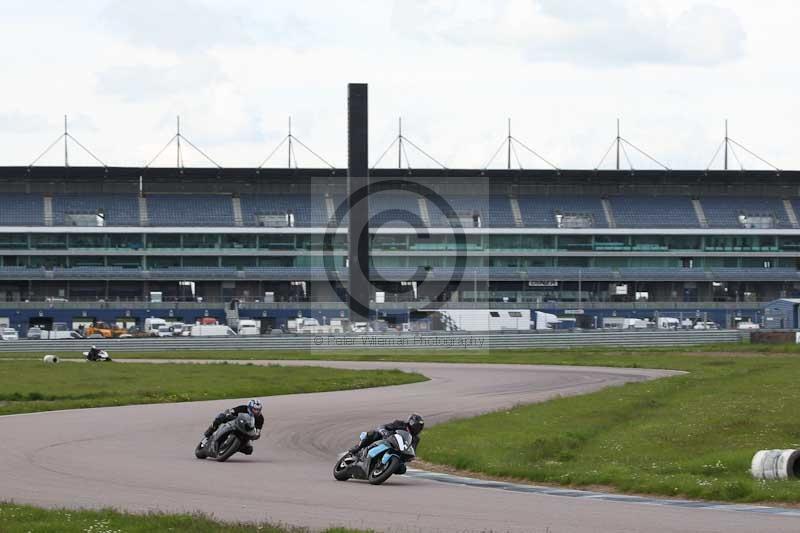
[42, 354, 60, 364]
[751, 449, 800, 480]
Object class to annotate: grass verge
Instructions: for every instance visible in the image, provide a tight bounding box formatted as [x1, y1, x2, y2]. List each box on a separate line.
[4, 340, 800, 364]
[419, 348, 800, 504]
[0, 360, 425, 416]
[0, 502, 368, 533]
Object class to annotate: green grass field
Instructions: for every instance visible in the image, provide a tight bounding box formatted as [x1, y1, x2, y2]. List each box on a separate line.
[416, 347, 800, 503]
[0, 503, 368, 533]
[0, 360, 425, 416]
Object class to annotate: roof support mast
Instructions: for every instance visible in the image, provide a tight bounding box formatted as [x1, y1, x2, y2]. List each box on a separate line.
[724, 119, 728, 171]
[64, 115, 69, 167]
[288, 116, 293, 168]
[507, 118, 512, 170]
[176, 116, 181, 168]
[398, 117, 402, 169]
[616, 118, 620, 171]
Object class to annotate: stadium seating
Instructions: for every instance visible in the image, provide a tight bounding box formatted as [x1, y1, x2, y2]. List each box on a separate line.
[370, 192, 425, 227]
[609, 196, 699, 228]
[239, 194, 329, 227]
[0, 193, 44, 225]
[517, 196, 608, 228]
[701, 197, 788, 228]
[147, 195, 235, 226]
[426, 195, 516, 228]
[52, 194, 139, 226]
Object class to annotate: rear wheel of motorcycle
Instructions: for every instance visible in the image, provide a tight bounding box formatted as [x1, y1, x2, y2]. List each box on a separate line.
[368, 456, 401, 485]
[333, 456, 352, 481]
[215, 434, 241, 462]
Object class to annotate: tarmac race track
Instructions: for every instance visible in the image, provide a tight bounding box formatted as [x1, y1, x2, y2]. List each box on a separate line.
[1, 360, 798, 533]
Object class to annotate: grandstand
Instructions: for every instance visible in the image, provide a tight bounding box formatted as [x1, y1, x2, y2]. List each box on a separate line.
[0, 164, 798, 332]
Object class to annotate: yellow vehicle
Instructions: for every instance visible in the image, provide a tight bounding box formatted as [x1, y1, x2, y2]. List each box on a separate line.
[84, 321, 127, 339]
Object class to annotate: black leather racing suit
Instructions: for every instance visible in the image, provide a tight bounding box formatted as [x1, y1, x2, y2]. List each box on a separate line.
[349, 419, 421, 456]
[204, 405, 264, 455]
[86, 347, 102, 361]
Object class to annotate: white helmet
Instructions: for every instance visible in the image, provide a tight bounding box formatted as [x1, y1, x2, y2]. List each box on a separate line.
[247, 399, 262, 416]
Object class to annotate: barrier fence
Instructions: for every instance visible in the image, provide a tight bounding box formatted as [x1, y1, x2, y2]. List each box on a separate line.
[0, 330, 749, 353]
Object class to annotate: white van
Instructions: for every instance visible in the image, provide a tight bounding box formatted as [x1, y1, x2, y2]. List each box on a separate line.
[238, 319, 260, 336]
[144, 317, 168, 336]
[1, 328, 19, 341]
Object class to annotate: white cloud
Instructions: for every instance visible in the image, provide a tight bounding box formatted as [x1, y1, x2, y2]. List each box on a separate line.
[0, 0, 796, 170]
[392, 0, 746, 66]
[96, 55, 226, 102]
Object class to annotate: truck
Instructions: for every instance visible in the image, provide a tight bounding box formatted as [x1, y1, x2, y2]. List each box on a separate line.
[190, 324, 237, 337]
[602, 317, 652, 330]
[433, 309, 531, 332]
[533, 311, 559, 330]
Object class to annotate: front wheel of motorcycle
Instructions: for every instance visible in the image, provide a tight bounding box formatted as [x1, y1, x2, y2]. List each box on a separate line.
[368, 456, 401, 485]
[215, 434, 241, 462]
[194, 441, 207, 459]
[333, 456, 352, 481]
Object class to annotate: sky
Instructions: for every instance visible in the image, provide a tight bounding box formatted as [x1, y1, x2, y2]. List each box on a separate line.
[0, 0, 797, 170]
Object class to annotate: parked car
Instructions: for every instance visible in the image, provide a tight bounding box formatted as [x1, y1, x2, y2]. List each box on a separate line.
[27, 326, 43, 339]
[1, 328, 19, 341]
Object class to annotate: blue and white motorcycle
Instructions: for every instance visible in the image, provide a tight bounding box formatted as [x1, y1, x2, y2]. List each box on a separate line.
[333, 430, 415, 485]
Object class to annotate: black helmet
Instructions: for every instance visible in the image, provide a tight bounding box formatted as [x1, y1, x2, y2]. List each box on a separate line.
[407, 413, 424, 435]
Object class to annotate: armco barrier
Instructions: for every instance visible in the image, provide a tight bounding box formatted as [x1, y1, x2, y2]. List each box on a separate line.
[0, 330, 749, 353]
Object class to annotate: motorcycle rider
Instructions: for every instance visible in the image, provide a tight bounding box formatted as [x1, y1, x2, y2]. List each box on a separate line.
[348, 413, 424, 457]
[86, 345, 102, 361]
[201, 399, 264, 455]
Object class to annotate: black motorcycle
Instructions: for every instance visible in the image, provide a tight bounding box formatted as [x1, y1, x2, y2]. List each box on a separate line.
[195, 413, 258, 462]
[333, 429, 416, 485]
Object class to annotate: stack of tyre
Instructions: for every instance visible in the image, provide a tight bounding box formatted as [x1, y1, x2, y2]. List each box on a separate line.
[751, 449, 800, 480]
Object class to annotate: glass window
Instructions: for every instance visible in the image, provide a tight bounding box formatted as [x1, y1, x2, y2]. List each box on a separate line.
[147, 234, 181, 249]
[594, 235, 628, 251]
[183, 234, 220, 249]
[557, 236, 592, 251]
[221, 256, 257, 268]
[31, 233, 67, 249]
[182, 256, 219, 267]
[70, 256, 104, 267]
[665, 235, 701, 250]
[0, 234, 28, 249]
[222, 234, 257, 249]
[520, 235, 554, 251]
[107, 256, 142, 269]
[370, 234, 408, 251]
[778, 236, 800, 251]
[68, 234, 106, 248]
[557, 257, 590, 267]
[148, 256, 180, 268]
[109, 234, 143, 250]
[29, 256, 67, 268]
[259, 234, 295, 250]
